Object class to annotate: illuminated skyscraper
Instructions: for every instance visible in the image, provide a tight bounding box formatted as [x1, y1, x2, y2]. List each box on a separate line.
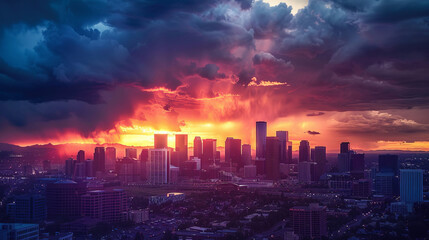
[154, 134, 168, 149]
[241, 144, 252, 166]
[77, 150, 85, 163]
[299, 140, 310, 163]
[276, 131, 288, 164]
[265, 137, 280, 180]
[93, 147, 105, 174]
[202, 139, 216, 169]
[256, 121, 267, 159]
[193, 136, 202, 159]
[175, 134, 188, 166]
[225, 137, 242, 167]
[105, 147, 116, 170]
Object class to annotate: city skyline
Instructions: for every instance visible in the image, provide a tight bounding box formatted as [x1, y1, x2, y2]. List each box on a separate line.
[0, 0, 428, 152]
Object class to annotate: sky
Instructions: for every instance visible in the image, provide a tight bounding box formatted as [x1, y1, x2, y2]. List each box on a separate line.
[0, 0, 429, 152]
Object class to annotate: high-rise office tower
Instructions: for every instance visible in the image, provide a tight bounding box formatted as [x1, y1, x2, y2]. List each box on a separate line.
[65, 158, 74, 177]
[154, 134, 168, 149]
[193, 136, 202, 159]
[140, 149, 149, 181]
[93, 147, 105, 174]
[225, 138, 242, 167]
[256, 121, 267, 159]
[77, 150, 85, 163]
[81, 189, 128, 223]
[125, 148, 138, 159]
[379, 155, 399, 175]
[117, 157, 141, 183]
[242, 144, 252, 166]
[175, 134, 188, 166]
[105, 147, 116, 170]
[299, 140, 310, 163]
[74, 162, 86, 178]
[350, 153, 365, 179]
[290, 203, 327, 239]
[265, 137, 280, 180]
[202, 139, 216, 169]
[310, 148, 315, 162]
[314, 146, 327, 181]
[276, 131, 288, 164]
[400, 169, 423, 211]
[298, 161, 317, 183]
[8, 194, 46, 223]
[46, 180, 87, 219]
[340, 142, 350, 154]
[85, 160, 93, 177]
[287, 142, 292, 163]
[149, 149, 170, 184]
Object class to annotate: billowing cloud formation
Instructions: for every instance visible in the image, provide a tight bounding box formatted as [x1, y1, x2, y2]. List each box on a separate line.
[0, 0, 428, 149]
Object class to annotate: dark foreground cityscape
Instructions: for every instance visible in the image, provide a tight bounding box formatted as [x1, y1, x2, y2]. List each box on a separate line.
[0, 121, 428, 239]
[1, 0, 429, 239]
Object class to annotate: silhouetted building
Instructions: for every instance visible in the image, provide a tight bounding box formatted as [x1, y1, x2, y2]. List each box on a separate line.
[350, 153, 365, 179]
[105, 147, 116, 170]
[65, 158, 74, 177]
[7, 194, 46, 223]
[352, 179, 371, 198]
[314, 146, 326, 181]
[46, 180, 87, 219]
[93, 147, 105, 174]
[154, 134, 168, 149]
[287, 142, 292, 163]
[265, 137, 280, 180]
[74, 162, 86, 178]
[256, 121, 267, 159]
[202, 139, 216, 169]
[340, 142, 350, 154]
[77, 150, 85, 163]
[276, 131, 288, 164]
[149, 149, 170, 184]
[298, 161, 317, 183]
[85, 160, 93, 177]
[117, 157, 141, 183]
[81, 189, 128, 223]
[140, 149, 149, 181]
[225, 138, 242, 168]
[175, 134, 188, 167]
[400, 169, 423, 212]
[193, 136, 202, 159]
[241, 144, 252, 166]
[375, 172, 396, 197]
[379, 155, 399, 175]
[125, 148, 137, 159]
[290, 203, 327, 239]
[299, 140, 310, 163]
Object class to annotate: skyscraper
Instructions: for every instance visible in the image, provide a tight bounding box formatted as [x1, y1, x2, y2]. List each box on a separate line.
[106, 147, 116, 170]
[149, 149, 170, 184]
[225, 137, 242, 167]
[276, 131, 288, 164]
[93, 147, 105, 174]
[77, 150, 85, 163]
[379, 155, 399, 175]
[290, 203, 327, 239]
[265, 137, 280, 180]
[193, 136, 202, 159]
[8, 194, 46, 223]
[154, 134, 168, 148]
[202, 139, 216, 169]
[287, 142, 292, 163]
[400, 169, 423, 211]
[46, 180, 87, 219]
[340, 142, 350, 154]
[241, 144, 252, 166]
[140, 149, 149, 181]
[350, 153, 365, 179]
[65, 158, 74, 177]
[256, 121, 267, 159]
[314, 146, 327, 181]
[125, 148, 138, 159]
[299, 140, 310, 163]
[175, 134, 188, 166]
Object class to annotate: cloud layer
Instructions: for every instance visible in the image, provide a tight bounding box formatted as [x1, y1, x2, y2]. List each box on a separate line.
[0, 0, 429, 148]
